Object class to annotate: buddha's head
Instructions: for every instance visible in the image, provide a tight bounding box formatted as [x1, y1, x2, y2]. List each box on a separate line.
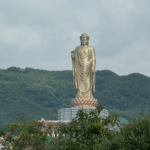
[80, 33, 89, 46]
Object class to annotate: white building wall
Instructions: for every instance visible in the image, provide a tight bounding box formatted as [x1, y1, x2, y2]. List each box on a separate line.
[57, 108, 109, 121]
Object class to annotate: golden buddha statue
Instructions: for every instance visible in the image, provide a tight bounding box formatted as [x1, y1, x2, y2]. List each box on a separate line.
[71, 33, 98, 108]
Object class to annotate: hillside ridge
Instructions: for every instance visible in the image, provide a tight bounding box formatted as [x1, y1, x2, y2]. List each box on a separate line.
[0, 67, 150, 128]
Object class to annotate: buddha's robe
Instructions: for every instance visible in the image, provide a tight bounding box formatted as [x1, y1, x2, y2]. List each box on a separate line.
[72, 45, 96, 98]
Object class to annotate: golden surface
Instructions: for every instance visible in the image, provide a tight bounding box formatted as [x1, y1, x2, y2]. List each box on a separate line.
[71, 98, 98, 108]
[71, 33, 96, 99]
[71, 33, 97, 108]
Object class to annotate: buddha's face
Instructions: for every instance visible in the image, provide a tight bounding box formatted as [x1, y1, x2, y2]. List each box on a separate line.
[80, 37, 88, 46]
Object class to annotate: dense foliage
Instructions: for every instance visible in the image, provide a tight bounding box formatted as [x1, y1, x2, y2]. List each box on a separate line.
[1, 106, 150, 150]
[0, 105, 117, 150]
[0, 66, 150, 128]
[110, 114, 150, 150]
[55, 105, 117, 150]
[0, 117, 52, 150]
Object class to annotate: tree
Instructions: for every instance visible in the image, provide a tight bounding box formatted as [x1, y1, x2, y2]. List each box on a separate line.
[111, 114, 150, 150]
[53, 105, 118, 150]
[0, 118, 52, 150]
[0, 105, 124, 150]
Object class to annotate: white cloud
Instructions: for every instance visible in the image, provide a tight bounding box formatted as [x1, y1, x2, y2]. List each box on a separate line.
[0, 0, 150, 76]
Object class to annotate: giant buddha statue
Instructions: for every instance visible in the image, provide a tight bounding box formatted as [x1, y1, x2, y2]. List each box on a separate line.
[71, 33, 98, 108]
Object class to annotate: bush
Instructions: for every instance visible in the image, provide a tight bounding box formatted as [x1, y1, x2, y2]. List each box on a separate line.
[111, 114, 150, 150]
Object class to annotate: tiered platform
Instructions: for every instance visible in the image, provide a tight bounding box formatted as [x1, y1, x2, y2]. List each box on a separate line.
[71, 97, 98, 108]
[58, 97, 108, 121]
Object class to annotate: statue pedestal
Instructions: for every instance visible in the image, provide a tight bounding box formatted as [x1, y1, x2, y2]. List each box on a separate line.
[57, 97, 107, 121]
[71, 97, 98, 108]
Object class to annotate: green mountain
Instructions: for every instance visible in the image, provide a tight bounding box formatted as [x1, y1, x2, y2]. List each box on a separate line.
[0, 67, 150, 128]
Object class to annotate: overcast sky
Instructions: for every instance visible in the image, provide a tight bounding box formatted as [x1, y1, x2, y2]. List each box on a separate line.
[0, 0, 150, 76]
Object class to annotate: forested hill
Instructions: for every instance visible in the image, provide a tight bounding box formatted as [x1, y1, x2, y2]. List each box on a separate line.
[0, 67, 150, 128]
